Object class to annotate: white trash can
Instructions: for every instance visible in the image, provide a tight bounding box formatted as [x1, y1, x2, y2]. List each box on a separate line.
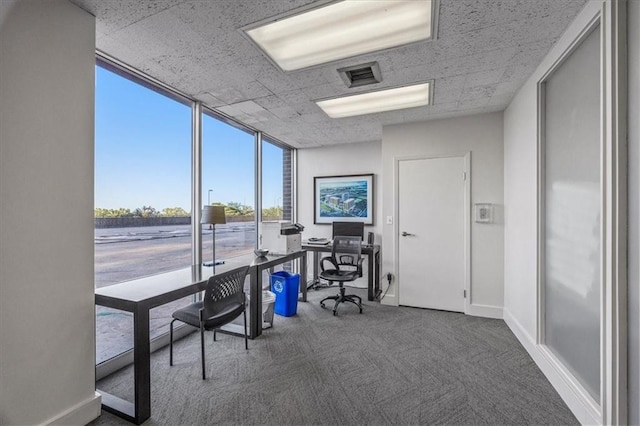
[262, 290, 276, 329]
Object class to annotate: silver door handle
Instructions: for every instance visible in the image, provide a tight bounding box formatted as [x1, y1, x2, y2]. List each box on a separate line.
[401, 231, 415, 237]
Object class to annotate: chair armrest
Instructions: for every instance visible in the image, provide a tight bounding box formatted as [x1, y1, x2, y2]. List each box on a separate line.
[320, 256, 338, 272]
[357, 257, 364, 277]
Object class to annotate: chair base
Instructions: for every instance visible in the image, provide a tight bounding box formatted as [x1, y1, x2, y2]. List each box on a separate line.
[320, 286, 362, 316]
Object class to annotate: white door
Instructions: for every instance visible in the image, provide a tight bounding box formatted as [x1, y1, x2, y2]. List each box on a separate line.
[398, 156, 466, 312]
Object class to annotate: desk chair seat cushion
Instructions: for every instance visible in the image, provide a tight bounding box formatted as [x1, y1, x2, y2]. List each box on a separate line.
[319, 268, 360, 282]
[172, 301, 245, 330]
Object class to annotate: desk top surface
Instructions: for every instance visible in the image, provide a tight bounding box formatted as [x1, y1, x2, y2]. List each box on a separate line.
[302, 241, 379, 253]
[95, 250, 306, 306]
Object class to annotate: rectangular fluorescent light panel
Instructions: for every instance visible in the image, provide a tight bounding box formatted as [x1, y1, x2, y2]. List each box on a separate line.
[245, 0, 433, 72]
[316, 82, 431, 118]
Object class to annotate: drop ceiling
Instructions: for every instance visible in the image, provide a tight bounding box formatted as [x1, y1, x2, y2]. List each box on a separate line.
[70, 0, 588, 149]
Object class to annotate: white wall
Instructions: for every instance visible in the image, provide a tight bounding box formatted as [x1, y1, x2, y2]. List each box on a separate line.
[0, 1, 100, 424]
[297, 141, 382, 286]
[381, 113, 504, 315]
[627, 0, 639, 423]
[502, 81, 539, 337]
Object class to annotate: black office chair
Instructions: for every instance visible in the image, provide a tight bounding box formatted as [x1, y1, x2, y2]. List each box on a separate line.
[319, 236, 364, 316]
[169, 265, 249, 379]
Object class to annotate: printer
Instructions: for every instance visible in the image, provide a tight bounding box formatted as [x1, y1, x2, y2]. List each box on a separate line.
[260, 221, 303, 255]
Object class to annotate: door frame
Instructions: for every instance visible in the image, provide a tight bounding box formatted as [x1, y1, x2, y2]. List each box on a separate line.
[393, 152, 471, 314]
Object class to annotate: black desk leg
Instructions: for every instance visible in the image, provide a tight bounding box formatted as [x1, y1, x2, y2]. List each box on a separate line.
[249, 268, 261, 339]
[300, 252, 307, 302]
[367, 251, 375, 301]
[374, 251, 381, 300]
[133, 308, 151, 424]
[306, 251, 320, 291]
[102, 309, 151, 424]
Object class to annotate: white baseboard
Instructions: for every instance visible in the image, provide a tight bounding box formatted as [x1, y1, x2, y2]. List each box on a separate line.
[382, 296, 502, 320]
[45, 392, 101, 426]
[466, 303, 503, 319]
[379, 292, 397, 306]
[503, 309, 601, 425]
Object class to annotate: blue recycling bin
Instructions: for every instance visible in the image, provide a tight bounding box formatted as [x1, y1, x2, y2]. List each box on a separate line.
[270, 271, 300, 317]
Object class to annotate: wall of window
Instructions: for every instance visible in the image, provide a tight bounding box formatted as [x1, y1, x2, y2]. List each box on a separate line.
[262, 137, 293, 222]
[94, 57, 295, 367]
[202, 112, 256, 262]
[95, 60, 192, 363]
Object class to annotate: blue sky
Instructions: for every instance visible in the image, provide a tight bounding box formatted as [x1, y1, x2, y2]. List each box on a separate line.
[95, 65, 283, 211]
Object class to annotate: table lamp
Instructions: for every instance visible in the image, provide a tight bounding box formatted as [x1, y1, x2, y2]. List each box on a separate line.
[201, 205, 226, 272]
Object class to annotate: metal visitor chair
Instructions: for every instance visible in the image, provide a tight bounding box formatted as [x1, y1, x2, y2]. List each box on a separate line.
[319, 236, 364, 315]
[169, 265, 250, 379]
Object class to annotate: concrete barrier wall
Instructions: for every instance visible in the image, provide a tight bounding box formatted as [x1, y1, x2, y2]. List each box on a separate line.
[95, 215, 283, 228]
[95, 217, 191, 228]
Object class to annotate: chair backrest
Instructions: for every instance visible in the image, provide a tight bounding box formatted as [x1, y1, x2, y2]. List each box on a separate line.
[331, 236, 362, 268]
[331, 221, 364, 240]
[202, 265, 250, 319]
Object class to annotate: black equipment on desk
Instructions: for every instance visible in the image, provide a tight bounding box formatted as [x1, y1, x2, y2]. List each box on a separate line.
[332, 221, 364, 240]
[280, 222, 304, 235]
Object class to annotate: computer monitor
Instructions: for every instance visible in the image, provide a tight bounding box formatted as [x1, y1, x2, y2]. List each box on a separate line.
[332, 221, 364, 240]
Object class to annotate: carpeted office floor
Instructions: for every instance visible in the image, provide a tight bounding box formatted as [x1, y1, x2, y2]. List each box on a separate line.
[91, 286, 578, 426]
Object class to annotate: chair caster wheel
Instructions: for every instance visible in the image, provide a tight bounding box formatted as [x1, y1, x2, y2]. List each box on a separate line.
[333, 310, 337, 316]
[320, 303, 325, 308]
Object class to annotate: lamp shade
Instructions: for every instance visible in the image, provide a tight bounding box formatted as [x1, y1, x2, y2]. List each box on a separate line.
[201, 205, 226, 225]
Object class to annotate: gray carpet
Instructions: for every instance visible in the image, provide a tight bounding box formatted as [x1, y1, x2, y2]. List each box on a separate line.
[91, 287, 578, 425]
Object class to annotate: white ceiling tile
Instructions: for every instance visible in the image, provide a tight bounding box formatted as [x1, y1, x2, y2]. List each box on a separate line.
[429, 101, 461, 113]
[253, 95, 286, 110]
[71, 0, 588, 148]
[195, 92, 226, 107]
[217, 104, 244, 117]
[488, 94, 515, 106]
[299, 113, 329, 124]
[461, 84, 497, 101]
[232, 101, 265, 114]
[302, 83, 343, 101]
[74, 0, 185, 36]
[277, 90, 311, 106]
[464, 69, 506, 88]
[206, 81, 272, 104]
[458, 97, 490, 110]
[493, 80, 524, 97]
[270, 106, 301, 120]
[246, 109, 278, 123]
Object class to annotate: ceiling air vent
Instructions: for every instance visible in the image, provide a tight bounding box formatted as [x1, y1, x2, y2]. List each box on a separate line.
[337, 62, 382, 88]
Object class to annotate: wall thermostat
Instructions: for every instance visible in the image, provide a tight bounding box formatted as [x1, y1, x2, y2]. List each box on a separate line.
[475, 203, 493, 223]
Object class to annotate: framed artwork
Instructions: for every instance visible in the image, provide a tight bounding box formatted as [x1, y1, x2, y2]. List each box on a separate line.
[314, 174, 374, 224]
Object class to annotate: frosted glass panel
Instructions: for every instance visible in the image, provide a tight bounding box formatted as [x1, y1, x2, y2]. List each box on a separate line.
[544, 25, 601, 400]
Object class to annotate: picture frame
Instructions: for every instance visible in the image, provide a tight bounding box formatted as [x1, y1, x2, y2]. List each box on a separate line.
[314, 174, 374, 224]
